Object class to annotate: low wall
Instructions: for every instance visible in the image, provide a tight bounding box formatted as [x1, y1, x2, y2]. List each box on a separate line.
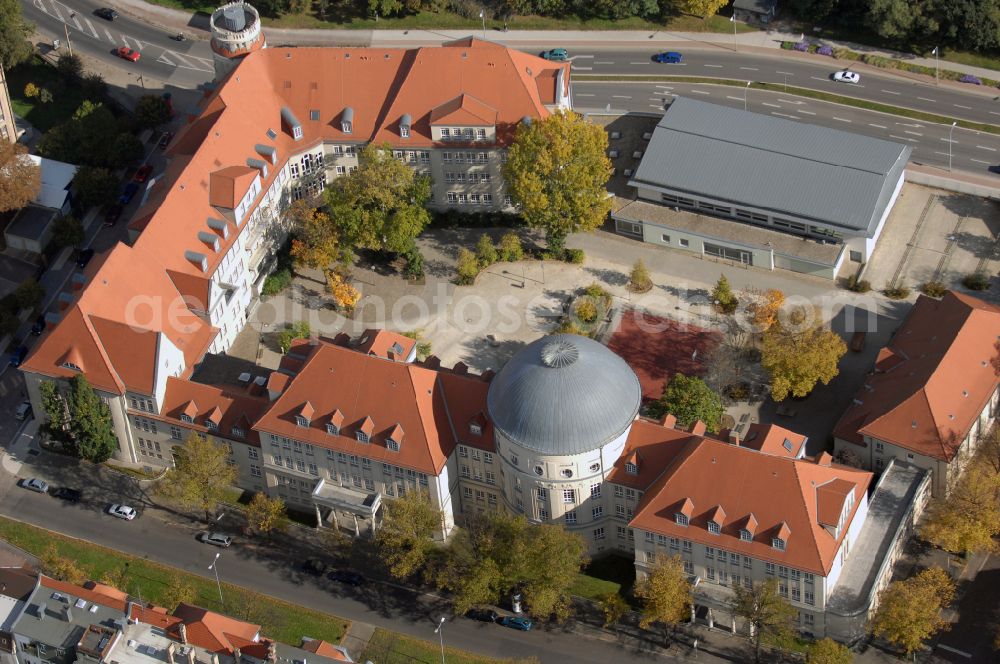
[905, 168, 1000, 200]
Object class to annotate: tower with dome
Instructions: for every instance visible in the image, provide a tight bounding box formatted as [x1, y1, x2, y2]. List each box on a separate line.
[209, 1, 266, 81]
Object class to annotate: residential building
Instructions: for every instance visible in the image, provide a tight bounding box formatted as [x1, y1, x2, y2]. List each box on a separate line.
[833, 291, 1000, 496]
[0, 63, 16, 144]
[4, 156, 79, 254]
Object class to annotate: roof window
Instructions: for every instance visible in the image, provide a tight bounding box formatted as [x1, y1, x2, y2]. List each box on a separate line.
[341, 107, 354, 134]
[625, 462, 638, 475]
[400, 113, 411, 139]
[772, 537, 786, 551]
[675, 513, 688, 526]
[309, 110, 320, 121]
[740, 529, 752, 542]
[266, 128, 277, 140]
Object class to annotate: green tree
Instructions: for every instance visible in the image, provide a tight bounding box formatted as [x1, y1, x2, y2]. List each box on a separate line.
[0, 0, 34, 69]
[111, 133, 144, 166]
[277, 320, 311, 353]
[599, 592, 629, 629]
[51, 215, 84, 248]
[498, 232, 524, 262]
[134, 94, 171, 130]
[920, 463, 1000, 555]
[403, 245, 424, 279]
[99, 564, 132, 594]
[455, 248, 480, 285]
[41, 544, 87, 584]
[244, 492, 288, 535]
[66, 374, 117, 462]
[13, 278, 44, 310]
[628, 259, 652, 291]
[503, 111, 612, 253]
[160, 432, 237, 523]
[807, 637, 853, 664]
[73, 166, 118, 211]
[376, 490, 443, 581]
[0, 140, 40, 212]
[730, 578, 796, 663]
[55, 53, 83, 81]
[649, 373, 724, 432]
[634, 554, 692, 645]
[37, 101, 120, 167]
[762, 308, 847, 401]
[869, 567, 955, 656]
[38, 88, 52, 104]
[672, 0, 728, 18]
[289, 200, 341, 270]
[159, 578, 196, 611]
[324, 144, 431, 255]
[711, 274, 737, 313]
[81, 73, 107, 100]
[369, 0, 403, 16]
[866, 0, 919, 40]
[475, 234, 498, 268]
[38, 380, 68, 440]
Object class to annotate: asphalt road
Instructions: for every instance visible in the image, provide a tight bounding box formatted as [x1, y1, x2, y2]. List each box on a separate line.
[575, 81, 1000, 176]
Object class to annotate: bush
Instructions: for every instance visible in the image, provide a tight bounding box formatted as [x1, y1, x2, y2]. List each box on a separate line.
[565, 248, 585, 264]
[261, 268, 292, 297]
[793, 42, 809, 52]
[920, 281, 948, 298]
[847, 274, 871, 293]
[884, 284, 911, 300]
[455, 248, 479, 285]
[817, 45, 834, 57]
[584, 283, 610, 301]
[959, 74, 983, 85]
[429, 208, 524, 229]
[833, 47, 861, 60]
[780, 41, 794, 50]
[56, 54, 84, 82]
[278, 321, 311, 353]
[628, 259, 652, 292]
[51, 215, 84, 248]
[403, 246, 424, 280]
[574, 299, 599, 323]
[963, 271, 991, 291]
[498, 232, 523, 262]
[475, 234, 498, 268]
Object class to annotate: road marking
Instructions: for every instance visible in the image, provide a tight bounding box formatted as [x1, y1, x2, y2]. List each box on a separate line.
[104, 28, 115, 42]
[977, 145, 997, 151]
[798, 110, 816, 115]
[776, 71, 795, 76]
[689, 89, 710, 95]
[896, 122, 923, 127]
[572, 54, 594, 58]
[992, 111, 1000, 117]
[572, 66, 593, 71]
[51, 3, 63, 20]
[158, 52, 175, 66]
[771, 112, 798, 120]
[890, 134, 919, 142]
[83, 18, 99, 38]
[833, 117, 851, 122]
[649, 104, 664, 109]
[762, 102, 780, 108]
[904, 130, 923, 136]
[810, 76, 828, 82]
[869, 123, 887, 129]
[704, 64, 723, 68]
[934, 151, 951, 156]
[880, 89, 900, 95]
[648, 97, 661, 101]
[595, 61, 614, 65]
[937, 644, 972, 659]
[918, 97, 936, 102]
[971, 158, 992, 165]
[941, 138, 958, 143]
[726, 96, 743, 101]
[777, 98, 804, 105]
[611, 95, 632, 99]
[655, 85, 673, 90]
[629, 61, 651, 65]
[739, 66, 758, 71]
[954, 104, 973, 109]
[575, 93, 594, 97]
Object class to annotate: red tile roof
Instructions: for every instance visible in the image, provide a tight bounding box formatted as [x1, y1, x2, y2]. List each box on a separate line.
[150, 377, 271, 446]
[40, 577, 126, 611]
[171, 603, 260, 654]
[354, 328, 417, 362]
[301, 639, 349, 661]
[833, 292, 1000, 461]
[739, 423, 807, 458]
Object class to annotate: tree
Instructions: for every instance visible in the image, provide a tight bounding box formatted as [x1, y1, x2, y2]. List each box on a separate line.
[498, 232, 524, 262]
[762, 308, 846, 401]
[66, 375, 117, 462]
[649, 373, 724, 432]
[160, 432, 237, 522]
[730, 578, 796, 663]
[634, 554, 692, 644]
[403, 245, 424, 280]
[291, 205, 341, 270]
[455, 248, 480, 285]
[369, 0, 404, 16]
[56, 53, 83, 81]
[134, 94, 171, 130]
[629, 259, 652, 291]
[73, 166, 118, 211]
[0, 140, 40, 212]
[599, 592, 629, 629]
[38, 88, 52, 104]
[807, 637, 853, 664]
[23, 82, 38, 98]
[159, 578, 196, 611]
[672, 0, 728, 18]
[37, 101, 120, 167]
[39, 380, 68, 440]
[866, 0, 919, 40]
[277, 320, 311, 354]
[375, 490, 443, 581]
[99, 564, 131, 593]
[869, 567, 955, 656]
[326, 270, 361, 312]
[503, 111, 612, 253]
[51, 215, 84, 248]
[245, 492, 288, 535]
[0, 0, 34, 69]
[324, 144, 431, 255]
[13, 278, 44, 310]
[41, 544, 87, 584]
[920, 463, 1000, 555]
[741, 287, 785, 333]
[475, 234, 498, 268]
[111, 133, 144, 166]
[711, 274, 738, 313]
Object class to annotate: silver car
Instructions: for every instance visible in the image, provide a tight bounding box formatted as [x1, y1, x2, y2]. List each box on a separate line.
[23, 478, 48, 493]
[109, 504, 137, 520]
[200, 532, 232, 547]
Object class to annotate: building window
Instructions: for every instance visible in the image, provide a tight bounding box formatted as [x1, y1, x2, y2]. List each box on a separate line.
[592, 506, 603, 519]
[684, 561, 694, 575]
[539, 507, 549, 519]
[170, 426, 182, 440]
[387, 439, 400, 452]
[679, 238, 689, 248]
[766, 562, 776, 575]
[706, 547, 715, 559]
[708, 521, 721, 535]
[590, 483, 601, 498]
[563, 488, 575, 504]
[462, 465, 471, 478]
[875, 441, 884, 451]
[614, 485, 624, 498]
[231, 426, 245, 438]
[485, 471, 496, 485]
[675, 513, 688, 526]
[804, 591, 815, 606]
[537, 487, 548, 500]
[250, 464, 261, 477]
[593, 528, 605, 541]
[683, 539, 692, 552]
[565, 511, 577, 524]
[661, 234, 670, 243]
[357, 431, 369, 443]
[248, 448, 259, 460]
[625, 462, 638, 475]
[616, 504, 626, 517]
[463, 486, 473, 499]
[706, 567, 716, 581]
[772, 538, 786, 551]
[740, 529, 752, 542]
[476, 128, 486, 140]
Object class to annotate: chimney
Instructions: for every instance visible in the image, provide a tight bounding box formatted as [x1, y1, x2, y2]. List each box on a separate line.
[167, 643, 176, 664]
[186, 647, 196, 664]
[690, 420, 707, 437]
[179, 624, 188, 644]
[37, 603, 46, 621]
[660, 413, 677, 429]
[728, 432, 740, 446]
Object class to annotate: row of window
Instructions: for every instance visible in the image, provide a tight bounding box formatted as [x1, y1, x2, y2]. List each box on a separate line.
[442, 152, 490, 164]
[445, 192, 494, 205]
[460, 465, 496, 484]
[391, 150, 431, 164]
[129, 396, 156, 412]
[440, 128, 488, 141]
[457, 445, 492, 462]
[462, 486, 499, 506]
[444, 172, 491, 184]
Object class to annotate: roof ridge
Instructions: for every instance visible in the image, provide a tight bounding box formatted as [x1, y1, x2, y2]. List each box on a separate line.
[788, 460, 827, 573]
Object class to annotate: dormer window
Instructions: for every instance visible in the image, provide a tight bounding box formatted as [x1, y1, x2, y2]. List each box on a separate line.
[772, 538, 786, 551]
[625, 462, 638, 475]
[387, 424, 404, 452]
[740, 529, 752, 542]
[469, 423, 482, 436]
[675, 514, 688, 526]
[295, 415, 310, 428]
[386, 439, 400, 452]
[231, 426, 245, 438]
[356, 431, 369, 443]
[326, 423, 340, 436]
[205, 420, 218, 431]
[341, 107, 354, 135]
[476, 128, 486, 140]
[181, 414, 193, 424]
[61, 362, 81, 372]
[400, 113, 411, 139]
[708, 521, 721, 535]
[441, 128, 450, 139]
[463, 128, 473, 140]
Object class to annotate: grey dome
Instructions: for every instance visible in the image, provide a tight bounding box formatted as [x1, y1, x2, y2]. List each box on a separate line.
[220, 6, 247, 31]
[487, 334, 642, 456]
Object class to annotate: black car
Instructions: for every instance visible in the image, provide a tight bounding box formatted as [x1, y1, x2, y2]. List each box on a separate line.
[328, 569, 364, 586]
[466, 608, 500, 623]
[95, 7, 118, 20]
[119, 182, 139, 205]
[8, 345, 27, 368]
[301, 558, 328, 576]
[75, 248, 94, 269]
[51, 488, 82, 503]
[103, 204, 123, 227]
[31, 315, 46, 336]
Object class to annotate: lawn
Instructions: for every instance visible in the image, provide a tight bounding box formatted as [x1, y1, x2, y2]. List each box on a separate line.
[5, 56, 88, 132]
[571, 553, 636, 601]
[360, 629, 537, 664]
[0, 516, 349, 646]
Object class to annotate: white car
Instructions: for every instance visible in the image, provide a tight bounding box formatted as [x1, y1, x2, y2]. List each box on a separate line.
[23, 479, 48, 493]
[199, 532, 232, 548]
[832, 70, 860, 84]
[108, 504, 137, 520]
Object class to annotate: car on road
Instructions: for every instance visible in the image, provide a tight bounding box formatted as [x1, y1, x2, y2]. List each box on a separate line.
[119, 182, 139, 205]
[51, 487, 82, 503]
[989, 164, 1000, 175]
[15, 401, 32, 421]
[654, 51, 683, 64]
[116, 46, 140, 62]
[8, 345, 28, 367]
[23, 479, 48, 493]
[199, 532, 233, 547]
[108, 504, 137, 520]
[466, 608, 500, 623]
[328, 569, 365, 586]
[31, 315, 46, 336]
[133, 164, 153, 183]
[104, 204, 124, 227]
[301, 558, 328, 576]
[158, 132, 174, 150]
[540, 48, 568, 62]
[499, 616, 534, 631]
[76, 248, 95, 269]
[832, 70, 860, 84]
[95, 7, 118, 20]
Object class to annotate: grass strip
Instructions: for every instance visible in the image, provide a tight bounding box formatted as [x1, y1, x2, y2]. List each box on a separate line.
[575, 74, 1000, 135]
[0, 516, 348, 646]
[360, 628, 537, 664]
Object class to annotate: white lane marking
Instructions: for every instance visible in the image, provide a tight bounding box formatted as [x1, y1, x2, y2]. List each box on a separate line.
[935, 151, 951, 156]
[833, 117, 851, 122]
[777, 98, 803, 104]
[954, 104, 972, 109]
[104, 28, 115, 42]
[572, 54, 594, 58]
[704, 64, 723, 68]
[941, 138, 958, 143]
[595, 61, 614, 65]
[977, 145, 997, 151]
[776, 71, 795, 76]
[918, 97, 936, 102]
[158, 52, 175, 66]
[629, 61, 651, 65]
[798, 110, 816, 115]
[689, 89, 710, 95]
[890, 135, 919, 142]
[739, 67, 758, 71]
[648, 97, 661, 101]
[897, 122, 923, 127]
[655, 85, 673, 89]
[881, 89, 900, 95]
[992, 111, 1000, 117]
[83, 18, 98, 38]
[771, 113, 798, 120]
[762, 102, 780, 108]
[611, 95, 632, 99]
[575, 93, 595, 97]
[649, 104, 664, 109]
[810, 76, 828, 82]
[904, 130, 923, 136]
[51, 3, 63, 20]
[869, 123, 887, 129]
[572, 66, 593, 71]
[186, 54, 213, 66]
[726, 96, 743, 101]
[971, 158, 992, 165]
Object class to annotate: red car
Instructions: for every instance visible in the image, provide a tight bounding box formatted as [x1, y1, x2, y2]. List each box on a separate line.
[133, 164, 153, 183]
[116, 46, 140, 62]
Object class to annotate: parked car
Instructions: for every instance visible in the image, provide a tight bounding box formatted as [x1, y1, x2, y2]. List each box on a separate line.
[158, 131, 174, 150]
[8, 345, 27, 367]
[850, 331, 867, 352]
[328, 569, 365, 586]
[132, 164, 153, 183]
[540, 48, 568, 61]
[466, 608, 500, 623]
[31, 315, 46, 336]
[51, 487, 82, 503]
[119, 182, 139, 205]
[199, 532, 233, 547]
[108, 504, 137, 520]
[832, 69, 860, 84]
[76, 248, 95, 269]
[654, 51, 683, 64]
[23, 479, 49, 493]
[499, 616, 534, 631]
[301, 558, 328, 576]
[95, 7, 118, 20]
[15, 401, 32, 421]
[104, 204, 123, 227]
[116, 46, 140, 62]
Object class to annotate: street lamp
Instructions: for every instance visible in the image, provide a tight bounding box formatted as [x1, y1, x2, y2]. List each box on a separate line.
[433, 616, 446, 664]
[730, 14, 737, 52]
[744, 81, 752, 111]
[948, 121, 957, 172]
[479, 9, 486, 40]
[208, 553, 224, 610]
[932, 46, 939, 84]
